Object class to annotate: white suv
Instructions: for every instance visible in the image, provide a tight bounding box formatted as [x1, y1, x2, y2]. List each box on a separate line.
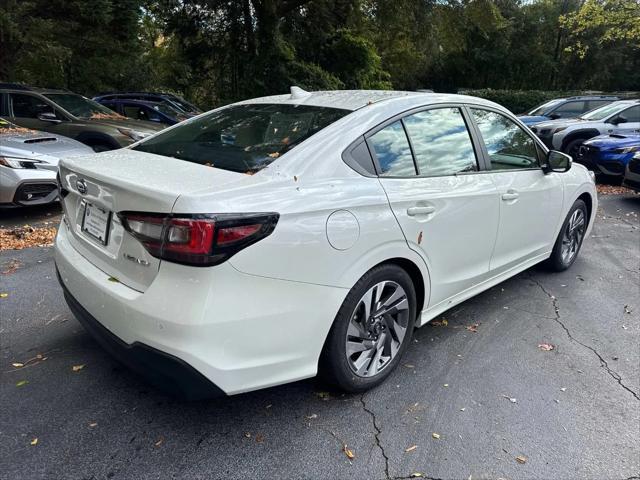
[530, 100, 640, 158]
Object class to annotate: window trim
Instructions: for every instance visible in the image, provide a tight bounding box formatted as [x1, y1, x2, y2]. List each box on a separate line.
[363, 103, 486, 179]
[464, 105, 549, 174]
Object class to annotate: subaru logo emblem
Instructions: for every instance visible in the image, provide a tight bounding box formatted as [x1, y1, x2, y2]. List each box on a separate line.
[76, 179, 87, 194]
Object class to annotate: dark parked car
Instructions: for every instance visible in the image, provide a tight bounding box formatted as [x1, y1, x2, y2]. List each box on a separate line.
[518, 95, 619, 126]
[96, 98, 188, 126]
[577, 134, 640, 176]
[0, 84, 164, 152]
[93, 92, 201, 116]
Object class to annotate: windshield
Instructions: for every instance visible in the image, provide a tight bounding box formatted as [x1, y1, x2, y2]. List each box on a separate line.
[528, 99, 564, 116]
[152, 103, 183, 118]
[132, 103, 349, 174]
[44, 93, 123, 119]
[581, 102, 627, 121]
[165, 94, 201, 114]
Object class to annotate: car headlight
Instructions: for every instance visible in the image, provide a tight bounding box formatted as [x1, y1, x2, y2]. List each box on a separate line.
[117, 128, 151, 142]
[613, 146, 639, 154]
[554, 126, 568, 134]
[0, 156, 41, 169]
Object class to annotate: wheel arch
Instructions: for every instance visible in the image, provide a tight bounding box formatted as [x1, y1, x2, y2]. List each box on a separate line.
[75, 131, 120, 150]
[561, 129, 601, 152]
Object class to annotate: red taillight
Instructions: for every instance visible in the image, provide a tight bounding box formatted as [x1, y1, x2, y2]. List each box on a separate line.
[119, 212, 278, 266]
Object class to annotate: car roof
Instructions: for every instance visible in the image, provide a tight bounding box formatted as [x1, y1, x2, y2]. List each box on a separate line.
[237, 89, 501, 112]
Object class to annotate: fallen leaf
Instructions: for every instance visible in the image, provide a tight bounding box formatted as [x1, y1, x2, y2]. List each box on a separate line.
[460, 408, 466, 411]
[410, 474, 423, 478]
[465, 323, 479, 332]
[30, 438, 38, 446]
[315, 391, 330, 400]
[268, 152, 280, 158]
[89, 422, 98, 428]
[405, 445, 418, 452]
[12, 362, 24, 368]
[443, 384, 449, 387]
[305, 413, 318, 420]
[107, 276, 120, 283]
[404, 363, 415, 369]
[72, 364, 85, 372]
[538, 343, 554, 351]
[516, 455, 527, 464]
[560, 387, 566, 392]
[154, 437, 164, 447]
[244, 432, 251, 438]
[16, 380, 28, 387]
[502, 395, 517, 403]
[624, 305, 632, 314]
[1, 259, 22, 275]
[432, 433, 440, 439]
[0, 293, 8, 298]
[343, 444, 355, 459]
[255, 433, 264, 443]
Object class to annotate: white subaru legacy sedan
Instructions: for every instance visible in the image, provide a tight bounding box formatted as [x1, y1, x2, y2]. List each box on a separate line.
[55, 89, 597, 399]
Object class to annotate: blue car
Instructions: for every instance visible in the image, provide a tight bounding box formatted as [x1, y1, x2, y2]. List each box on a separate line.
[518, 95, 619, 126]
[577, 133, 640, 176]
[95, 98, 189, 126]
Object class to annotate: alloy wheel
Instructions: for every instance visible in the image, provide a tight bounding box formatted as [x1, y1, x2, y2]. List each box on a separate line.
[561, 208, 586, 264]
[345, 281, 410, 377]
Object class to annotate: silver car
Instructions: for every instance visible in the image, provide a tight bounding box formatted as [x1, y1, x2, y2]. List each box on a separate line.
[0, 118, 93, 206]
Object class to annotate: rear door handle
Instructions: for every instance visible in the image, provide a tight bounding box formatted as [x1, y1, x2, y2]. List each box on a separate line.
[407, 206, 436, 216]
[501, 191, 519, 201]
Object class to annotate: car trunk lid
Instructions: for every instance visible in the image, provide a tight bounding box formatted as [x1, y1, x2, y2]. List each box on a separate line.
[58, 149, 247, 291]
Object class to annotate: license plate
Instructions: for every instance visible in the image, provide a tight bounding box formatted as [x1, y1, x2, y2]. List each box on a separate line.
[82, 203, 111, 245]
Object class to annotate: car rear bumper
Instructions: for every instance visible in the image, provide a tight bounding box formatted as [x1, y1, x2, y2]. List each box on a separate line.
[59, 272, 225, 400]
[54, 220, 347, 396]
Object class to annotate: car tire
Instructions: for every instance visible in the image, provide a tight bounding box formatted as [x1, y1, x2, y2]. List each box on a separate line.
[90, 143, 113, 153]
[546, 199, 588, 272]
[563, 138, 588, 160]
[319, 264, 417, 392]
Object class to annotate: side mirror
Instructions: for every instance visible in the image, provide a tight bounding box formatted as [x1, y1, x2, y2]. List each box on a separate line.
[610, 115, 627, 125]
[38, 112, 61, 123]
[549, 113, 561, 120]
[543, 150, 572, 174]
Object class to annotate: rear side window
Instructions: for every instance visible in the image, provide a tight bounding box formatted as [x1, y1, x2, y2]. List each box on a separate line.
[368, 121, 416, 177]
[403, 108, 477, 176]
[133, 103, 349, 174]
[471, 108, 540, 171]
[586, 100, 611, 111]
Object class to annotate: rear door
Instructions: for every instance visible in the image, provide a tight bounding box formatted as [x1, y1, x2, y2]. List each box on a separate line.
[468, 107, 563, 273]
[374, 106, 500, 307]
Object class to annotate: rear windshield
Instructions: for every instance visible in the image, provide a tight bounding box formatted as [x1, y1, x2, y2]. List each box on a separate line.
[132, 103, 349, 174]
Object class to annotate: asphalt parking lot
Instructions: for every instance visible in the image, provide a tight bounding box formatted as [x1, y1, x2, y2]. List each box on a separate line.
[1, 194, 638, 480]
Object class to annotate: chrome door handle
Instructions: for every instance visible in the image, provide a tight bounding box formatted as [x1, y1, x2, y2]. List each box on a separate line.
[501, 191, 519, 201]
[407, 206, 436, 216]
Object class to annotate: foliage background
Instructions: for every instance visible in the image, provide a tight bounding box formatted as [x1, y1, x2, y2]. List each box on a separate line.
[1, 0, 638, 111]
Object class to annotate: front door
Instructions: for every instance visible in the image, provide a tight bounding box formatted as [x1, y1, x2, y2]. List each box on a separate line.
[468, 107, 564, 272]
[372, 106, 500, 308]
[8, 92, 65, 133]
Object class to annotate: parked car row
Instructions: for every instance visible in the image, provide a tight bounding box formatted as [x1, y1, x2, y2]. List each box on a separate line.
[519, 97, 640, 181]
[1, 83, 200, 207]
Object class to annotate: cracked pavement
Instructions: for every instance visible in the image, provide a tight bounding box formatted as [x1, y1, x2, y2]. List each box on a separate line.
[1, 194, 639, 480]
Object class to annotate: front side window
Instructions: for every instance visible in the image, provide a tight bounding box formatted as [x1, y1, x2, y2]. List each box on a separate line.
[10, 94, 55, 119]
[403, 107, 477, 176]
[368, 121, 416, 177]
[133, 103, 349, 174]
[617, 106, 640, 123]
[471, 108, 539, 171]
